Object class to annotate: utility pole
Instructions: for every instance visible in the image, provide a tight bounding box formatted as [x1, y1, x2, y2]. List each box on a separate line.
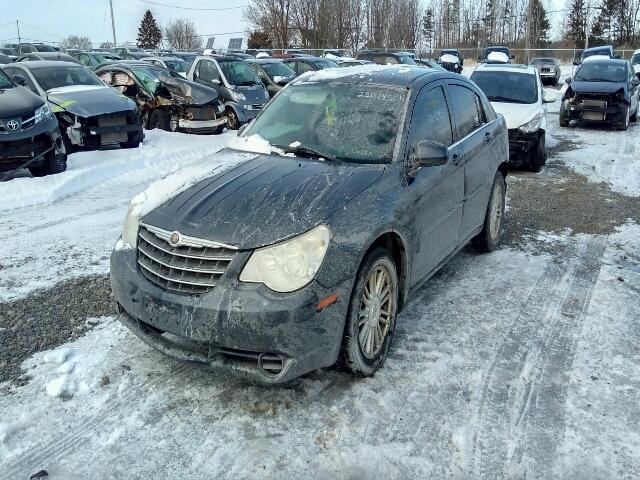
[525, 0, 532, 63]
[16, 20, 21, 45]
[109, 0, 117, 46]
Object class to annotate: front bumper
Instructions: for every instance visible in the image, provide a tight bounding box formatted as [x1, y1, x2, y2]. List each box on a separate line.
[66, 111, 143, 148]
[228, 101, 265, 123]
[507, 129, 538, 165]
[0, 117, 63, 173]
[178, 117, 226, 130]
[439, 62, 462, 73]
[564, 98, 627, 123]
[110, 246, 352, 384]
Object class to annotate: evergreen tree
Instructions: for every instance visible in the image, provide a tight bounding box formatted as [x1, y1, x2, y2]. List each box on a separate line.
[564, 0, 587, 48]
[531, 0, 550, 47]
[137, 10, 162, 49]
[422, 8, 434, 53]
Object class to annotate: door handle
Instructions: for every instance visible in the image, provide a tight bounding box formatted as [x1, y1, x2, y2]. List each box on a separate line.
[451, 153, 462, 165]
[484, 132, 492, 143]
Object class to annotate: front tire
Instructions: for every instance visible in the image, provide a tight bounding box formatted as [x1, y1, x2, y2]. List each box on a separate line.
[226, 108, 240, 130]
[472, 171, 506, 252]
[339, 247, 399, 376]
[28, 151, 67, 177]
[148, 109, 170, 131]
[559, 104, 569, 127]
[530, 133, 546, 173]
[618, 106, 630, 131]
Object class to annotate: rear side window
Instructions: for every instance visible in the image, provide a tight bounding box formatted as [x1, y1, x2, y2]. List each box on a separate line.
[409, 85, 453, 149]
[447, 85, 486, 139]
[297, 62, 314, 74]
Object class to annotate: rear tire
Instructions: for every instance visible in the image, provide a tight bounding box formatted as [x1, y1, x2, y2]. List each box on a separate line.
[530, 134, 546, 173]
[339, 247, 399, 377]
[28, 151, 67, 177]
[472, 171, 506, 253]
[148, 109, 171, 131]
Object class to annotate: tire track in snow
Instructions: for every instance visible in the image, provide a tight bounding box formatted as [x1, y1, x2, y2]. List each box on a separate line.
[471, 237, 606, 479]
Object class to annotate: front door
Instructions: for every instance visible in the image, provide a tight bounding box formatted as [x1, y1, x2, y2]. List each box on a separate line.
[407, 83, 465, 283]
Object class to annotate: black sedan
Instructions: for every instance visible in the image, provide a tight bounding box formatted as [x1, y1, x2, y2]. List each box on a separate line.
[246, 58, 296, 97]
[2, 61, 143, 150]
[560, 58, 639, 130]
[110, 66, 508, 384]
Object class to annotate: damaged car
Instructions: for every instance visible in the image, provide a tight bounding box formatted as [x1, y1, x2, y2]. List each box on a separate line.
[0, 67, 67, 176]
[560, 58, 639, 130]
[96, 62, 226, 134]
[2, 61, 143, 151]
[110, 65, 508, 384]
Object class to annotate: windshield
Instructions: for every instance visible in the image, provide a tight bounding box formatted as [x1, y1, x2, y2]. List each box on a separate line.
[397, 55, 417, 65]
[574, 62, 626, 82]
[244, 83, 406, 164]
[471, 71, 538, 104]
[163, 59, 190, 73]
[531, 58, 555, 65]
[96, 54, 122, 62]
[262, 62, 296, 80]
[313, 59, 340, 70]
[219, 60, 262, 86]
[130, 66, 176, 93]
[31, 66, 104, 91]
[0, 69, 13, 88]
[485, 47, 509, 57]
[35, 45, 57, 52]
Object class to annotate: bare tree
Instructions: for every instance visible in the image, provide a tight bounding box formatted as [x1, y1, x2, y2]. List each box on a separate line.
[60, 35, 92, 50]
[164, 18, 203, 51]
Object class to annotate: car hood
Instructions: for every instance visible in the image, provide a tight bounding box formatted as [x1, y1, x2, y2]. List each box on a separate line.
[569, 80, 625, 95]
[142, 151, 385, 249]
[157, 75, 218, 105]
[490, 101, 542, 129]
[47, 85, 135, 117]
[0, 85, 43, 118]
[232, 84, 268, 104]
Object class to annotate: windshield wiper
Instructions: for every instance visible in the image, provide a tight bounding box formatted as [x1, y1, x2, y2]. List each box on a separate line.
[274, 144, 339, 162]
[488, 95, 527, 104]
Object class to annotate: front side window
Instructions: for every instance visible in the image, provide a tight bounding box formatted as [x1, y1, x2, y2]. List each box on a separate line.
[447, 85, 484, 139]
[296, 62, 314, 74]
[244, 83, 407, 164]
[0, 69, 13, 89]
[409, 86, 453, 150]
[313, 59, 339, 70]
[470, 71, 538, 104]
[219, 60, 261, 86]
[196, 60, 220, 83]
[31, 66, 104, 92]
[397, 55, 417, 65]
[261, 62, 295, 81]
[574, 63, 626, 83]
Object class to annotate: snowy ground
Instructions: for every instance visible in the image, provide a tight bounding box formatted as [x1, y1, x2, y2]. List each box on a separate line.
[1, 86, 640, 479]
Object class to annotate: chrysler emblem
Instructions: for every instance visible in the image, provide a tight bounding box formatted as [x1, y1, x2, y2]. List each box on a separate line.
[6, 119, 20, 131]
[169, 231, 181, 247]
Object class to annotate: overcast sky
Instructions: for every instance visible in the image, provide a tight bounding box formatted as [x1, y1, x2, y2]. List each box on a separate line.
[1, 0, 566, 49]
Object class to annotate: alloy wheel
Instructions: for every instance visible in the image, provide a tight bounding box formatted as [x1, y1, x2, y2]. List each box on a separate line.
[358, 264, 395, 359]
[488, 181, 504, 241]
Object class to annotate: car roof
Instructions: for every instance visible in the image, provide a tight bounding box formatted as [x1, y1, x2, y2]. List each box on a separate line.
[245, 58, 284, 64]
[13, 60, 85, 69]
[584, 45, 613, 53]
[473, 63, 535, 74]
[293, 64, 450, 88]
[580, 57, 627, 66]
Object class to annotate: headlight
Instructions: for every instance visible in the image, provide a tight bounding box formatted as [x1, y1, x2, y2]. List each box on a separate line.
[240, 225, 331, 292]
[34, 103, 53, 124]
[518, 112, 543, 134]
[455, 63, 459, 68]
[121, 205, 139, 248]
[232, 91, 246, 102]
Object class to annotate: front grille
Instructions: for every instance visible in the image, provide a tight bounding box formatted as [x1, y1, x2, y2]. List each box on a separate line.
[0, 133, 52, 160]
[98, 115, 127, 127]
[137, 224, 236, 295]
[0, 111, 36, 134]
[186, 106, 216, 121]
[440, 62, 458, 71]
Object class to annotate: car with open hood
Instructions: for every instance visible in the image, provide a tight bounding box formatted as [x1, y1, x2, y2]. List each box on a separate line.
[0, 67, 67, 176]
[186, 55, 270, 130]
[560, 58, 639, 130]
[96, 62, 226, 135]
[2, 61, 143, 151]
[471, 63, 556, 171]
[110, 65, 509, 384]
[437, 48, 463, 73]
[245, 58, 296, 97]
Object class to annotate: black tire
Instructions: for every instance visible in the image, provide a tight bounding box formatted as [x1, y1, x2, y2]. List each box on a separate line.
[212, 124, 225, 135]
[472, 171, 506, 253]
[28, 151, 67, 177]
[120, 130, 144, 149]
[226, 108, 240, 130]
[530, 134, 546, 173]
[148, 109, 171, 131]
[559, 104, 569, 127]
[618, 105, 630, 131]
[339, 247, 399, 377]
[630, 107, 637, 123]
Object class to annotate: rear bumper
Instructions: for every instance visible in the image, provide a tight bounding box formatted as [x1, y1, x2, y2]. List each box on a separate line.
[0, 117, 63, 173]
[110, 246, 352, 384]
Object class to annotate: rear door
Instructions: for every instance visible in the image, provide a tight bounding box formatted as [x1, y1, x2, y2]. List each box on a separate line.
[444, 82, 499, 240]
[407, 82, 464, 282]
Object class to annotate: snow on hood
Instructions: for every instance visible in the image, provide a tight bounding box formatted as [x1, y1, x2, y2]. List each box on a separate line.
[46, 85, 108, 95]
[583, 55, 611, 63]
[487, 51, 510, 63]
[298, 64, 407, 82]
[228, 133, 288, 156]
[119, 149, 255, 249]
[439, 53, 460, 64]
[490, 101, 542, 130]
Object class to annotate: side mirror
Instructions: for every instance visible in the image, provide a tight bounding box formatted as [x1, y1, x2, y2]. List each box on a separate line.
[411, 140, 448, 170]
[573, 60, 580, 66]
[211, 78, 221, 85]
[632, 78, 640, 87]
[543, 89, 558, 103]
[477, 55, 483, 61]
[12, 74, 27, 86]
[565, 77, 572, 84]
[510, 54, 515, 59]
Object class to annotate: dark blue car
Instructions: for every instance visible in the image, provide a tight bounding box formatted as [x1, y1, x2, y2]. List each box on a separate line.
[110, 66, 509, 384]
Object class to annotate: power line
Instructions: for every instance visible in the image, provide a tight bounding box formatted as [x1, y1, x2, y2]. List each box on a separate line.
[136, 0, 247, 10]
[18, 21, 65, 40]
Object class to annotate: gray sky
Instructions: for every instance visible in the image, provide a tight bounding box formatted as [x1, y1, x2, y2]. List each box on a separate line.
[0, 0, 249, 49]
[1, 0, 567, 49]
